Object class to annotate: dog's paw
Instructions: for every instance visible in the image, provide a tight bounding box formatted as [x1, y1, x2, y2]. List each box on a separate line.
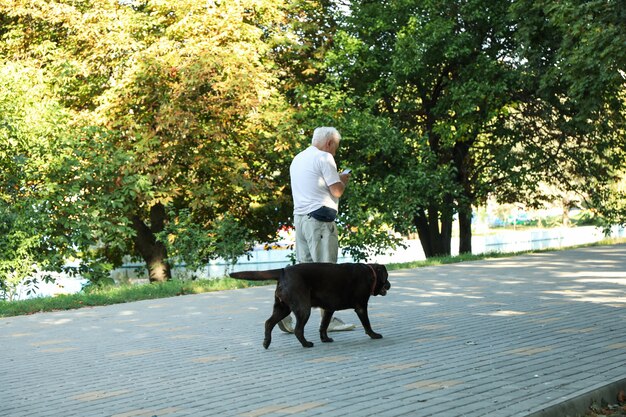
[321, 336, 334, 343]
[368, 332, 383, 339]
[263, 339, 271, 349]
[302, 341, 314, 348]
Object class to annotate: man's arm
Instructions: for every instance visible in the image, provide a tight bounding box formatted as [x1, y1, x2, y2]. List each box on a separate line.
[328, 172, 350, 198]
[329, 182, 345, 198]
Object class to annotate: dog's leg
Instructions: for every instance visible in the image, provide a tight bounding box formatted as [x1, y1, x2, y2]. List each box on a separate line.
[264, 299, 291, 349]
[355, 306, 383, 339]
[319, 309, 334, 343]
[293, 306, 314, 348]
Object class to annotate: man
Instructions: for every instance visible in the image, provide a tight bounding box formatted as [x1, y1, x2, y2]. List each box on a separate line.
[279, 126, 355, 333]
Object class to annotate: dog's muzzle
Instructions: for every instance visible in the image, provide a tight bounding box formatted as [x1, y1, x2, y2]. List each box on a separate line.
[379, 281, 391, 296]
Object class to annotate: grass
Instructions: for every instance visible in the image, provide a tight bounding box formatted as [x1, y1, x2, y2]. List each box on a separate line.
[0, 278, 273, 318]
[1, 237, 625, 318]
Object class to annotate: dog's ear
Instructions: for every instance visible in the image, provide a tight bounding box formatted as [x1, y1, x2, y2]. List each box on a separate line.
[374, 264, 388, 280]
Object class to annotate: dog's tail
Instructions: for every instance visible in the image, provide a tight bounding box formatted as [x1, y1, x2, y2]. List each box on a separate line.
[229, 269, 283, 281]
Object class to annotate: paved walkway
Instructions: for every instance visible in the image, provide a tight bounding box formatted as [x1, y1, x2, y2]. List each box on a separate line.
[2, 245, 626, 417]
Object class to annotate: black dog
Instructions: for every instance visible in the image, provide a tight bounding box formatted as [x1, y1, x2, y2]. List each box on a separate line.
[230, 263, 390, 348]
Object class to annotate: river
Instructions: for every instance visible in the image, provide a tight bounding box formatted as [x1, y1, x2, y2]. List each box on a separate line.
[12, 225, 625, 300]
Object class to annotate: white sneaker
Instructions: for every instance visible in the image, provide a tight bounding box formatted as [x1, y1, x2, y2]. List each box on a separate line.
[277, 315, 294, 333]
[328, 317, 356, 332]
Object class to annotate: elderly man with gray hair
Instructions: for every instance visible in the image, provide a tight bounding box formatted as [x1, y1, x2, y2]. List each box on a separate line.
[278, 126, 355, 333]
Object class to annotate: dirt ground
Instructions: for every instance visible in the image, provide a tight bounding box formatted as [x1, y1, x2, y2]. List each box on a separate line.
[585, 392, 626, 417]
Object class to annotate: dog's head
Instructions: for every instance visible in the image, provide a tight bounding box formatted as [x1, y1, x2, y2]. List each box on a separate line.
[371, 264, 391, 296]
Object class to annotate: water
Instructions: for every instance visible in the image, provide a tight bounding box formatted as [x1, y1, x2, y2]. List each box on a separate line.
[215, 225, 624, 275]
[10, 225, 625, 299]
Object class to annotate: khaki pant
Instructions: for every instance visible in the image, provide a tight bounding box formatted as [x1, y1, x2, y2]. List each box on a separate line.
[294, 214, 338, 263]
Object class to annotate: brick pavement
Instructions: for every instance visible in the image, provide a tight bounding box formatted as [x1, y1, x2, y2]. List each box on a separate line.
[2, 244, 626, 417]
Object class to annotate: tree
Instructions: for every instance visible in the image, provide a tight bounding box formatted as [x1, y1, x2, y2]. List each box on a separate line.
[321, 0, 625, 258]
[1, 0, 297, 282]
[324, 0, 519, 257]
[92, 0, 295, 281]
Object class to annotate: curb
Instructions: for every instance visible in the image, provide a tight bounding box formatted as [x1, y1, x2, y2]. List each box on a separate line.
[526, 376, 626, 417]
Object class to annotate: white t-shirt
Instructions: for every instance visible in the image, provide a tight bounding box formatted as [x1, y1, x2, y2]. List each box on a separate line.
[290, 146, 342, 215]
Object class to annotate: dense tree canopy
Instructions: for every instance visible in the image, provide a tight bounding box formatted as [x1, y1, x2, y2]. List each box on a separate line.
[1, 0, 297, 285]
[318, 0, 626, 257]
[87, 0, 297, 280]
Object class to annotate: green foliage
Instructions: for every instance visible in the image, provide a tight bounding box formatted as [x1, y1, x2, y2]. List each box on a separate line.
[315, 0, 523, 255]
[588, 167, 626, 231]
[158, 210, 256, 270]
[87, 0, 296, 273]
[509, 0, 626, 196]
[312, 0, 626, 257]
[0, 60, 74, 298]
[1, 0, 297, 285]
[0, 202, 47, 301]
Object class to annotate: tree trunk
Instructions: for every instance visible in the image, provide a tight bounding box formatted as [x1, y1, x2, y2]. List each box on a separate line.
[458, 204, 472, 254]
[132, 203, 171, 282]
[562, 197, 572, 227]
[413, 203, 453, 259]
[414, 209, 434, 257]
[454, 140, 473, 255]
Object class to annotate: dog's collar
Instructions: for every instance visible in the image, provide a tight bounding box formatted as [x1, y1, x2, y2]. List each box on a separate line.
[366, 264, 377, 295]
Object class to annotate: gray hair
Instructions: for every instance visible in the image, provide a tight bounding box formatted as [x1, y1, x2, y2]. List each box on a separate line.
[311, 127, 341, 146]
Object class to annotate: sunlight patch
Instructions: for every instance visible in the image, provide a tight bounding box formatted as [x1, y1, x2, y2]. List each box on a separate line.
[375, 361, 425, 371]
[72, 390, 131, 402]
[506, 346, 552, 356]
[406, 379, 463, 390]
[479, 310, 527, 317]
[306, 356, 351, 364]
